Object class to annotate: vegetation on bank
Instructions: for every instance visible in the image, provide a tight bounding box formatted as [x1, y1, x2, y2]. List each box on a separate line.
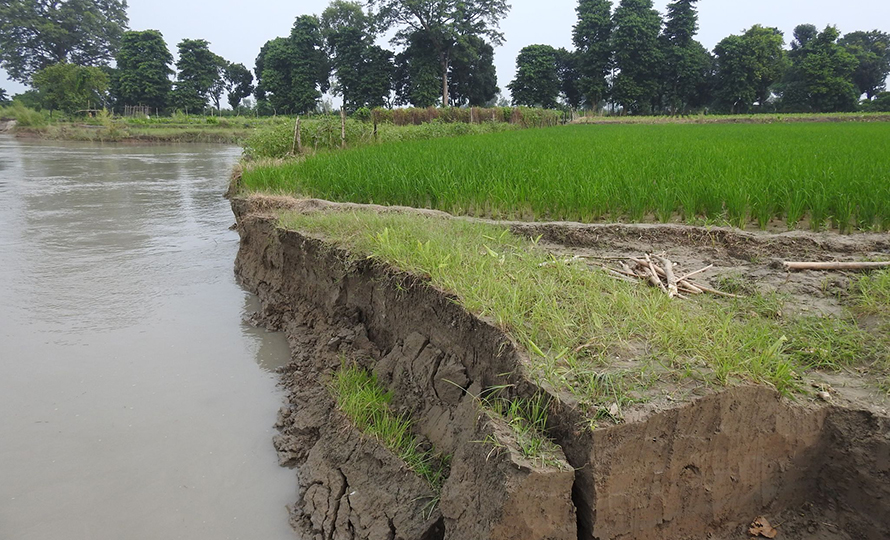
[240, 106, 562, 159]
[280, 211, 889, 419]
[331, 363, 448, 491]
[245, 122, 890, 232]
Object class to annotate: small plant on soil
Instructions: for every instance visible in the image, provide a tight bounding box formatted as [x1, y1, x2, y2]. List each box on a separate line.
[478, 390, 566, 469]
[330, 363, 449, 493]
[853, 269, 890, 315]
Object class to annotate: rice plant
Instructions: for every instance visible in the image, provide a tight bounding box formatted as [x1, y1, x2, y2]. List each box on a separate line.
[244, 122, 890, 232]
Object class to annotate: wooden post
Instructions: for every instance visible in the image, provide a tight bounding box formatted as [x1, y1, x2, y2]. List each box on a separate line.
[373, 118, 378, 141]
[292, 116, 302, 155]
[340, 108, 346, 149]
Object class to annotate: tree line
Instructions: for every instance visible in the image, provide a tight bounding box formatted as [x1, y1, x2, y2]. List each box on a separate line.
[0, 0, 888, 116]
[511, 0, 890, 114]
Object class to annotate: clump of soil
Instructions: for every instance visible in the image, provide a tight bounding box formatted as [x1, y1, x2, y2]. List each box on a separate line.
[233, 195, 889, 540]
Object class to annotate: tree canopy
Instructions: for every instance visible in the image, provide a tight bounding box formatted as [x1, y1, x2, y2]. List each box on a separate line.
[713, 25, 787, 113]
[114, 30, 173, 110]
[321, 1, 394, 111]
[839, 30, 890, 99]
[224, 63, 255, 110]
[782, 25, 859, 112]
[447, 36, 499, 107]
[172, 39, 220, 112]
[32, 62, 109, 112]
[0, 0, 129, 83]
[610, 0, 663, 114]
[508, 45, 562, 109]
[255, 15, 330, 114]
[572, 0, 613, 108]
[369, 0, 509, 105]
[657, 0, 711, 114]
[394, 31, 441, 107]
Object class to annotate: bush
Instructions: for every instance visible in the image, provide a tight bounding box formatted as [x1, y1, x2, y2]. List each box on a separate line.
[0, 102, 49, 127]
[242, 114, 520, 160]
[861, 93, 890, 113]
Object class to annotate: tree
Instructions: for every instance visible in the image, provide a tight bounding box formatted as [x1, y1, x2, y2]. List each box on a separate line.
[114, 30, 173, 110]
[0, 0, 129, 84]
[321, 1, 393, 111]
[369, 0, 509, 106]
[255, 16, 330, 115]
[0, 88, 9, 105]
[557, 49, 584, 109]
[449, 36, 499, 106]
[172, 39, 220, 112]
[572, 0, 613, 108]
[224, 63, 255, 110]
[781, 25, 859, 112]
[839, 30, 890, 99]
[657, 0, 710, 113]
[508, 45, 562, 108]
[713, 25, 786, 113]
[861, 91, 890, 111]
[32, 62, 108, 113]
[208, 56, 228, 113]
[393, 31, 441, 107]
[610, 0, 663, 114]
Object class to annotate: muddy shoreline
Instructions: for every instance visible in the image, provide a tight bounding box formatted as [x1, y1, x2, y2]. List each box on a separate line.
[232, 195, 890, 540]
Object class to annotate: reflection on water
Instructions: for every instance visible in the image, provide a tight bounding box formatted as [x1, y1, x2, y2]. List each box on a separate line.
[0, 136, 296, 540]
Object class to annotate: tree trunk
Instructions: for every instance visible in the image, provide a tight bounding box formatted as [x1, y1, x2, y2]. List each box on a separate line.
[441, 53, 450, 107]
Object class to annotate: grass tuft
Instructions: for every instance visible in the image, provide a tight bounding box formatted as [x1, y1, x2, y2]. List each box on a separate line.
[331, 363, 448, 492]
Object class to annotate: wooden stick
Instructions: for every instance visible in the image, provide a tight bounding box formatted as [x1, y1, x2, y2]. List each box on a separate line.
[783, 261, 890, 271]
[692, 283, 744, 299]
[676, 264, 713, 282]
[678, 281, 704, 294]
[645, 255, 667, 292]
[655, 256, 679, 298]
[607, 267, 640, 279]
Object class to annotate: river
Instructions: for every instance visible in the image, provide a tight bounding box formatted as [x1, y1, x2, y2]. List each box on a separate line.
[0, 136, 296, 540]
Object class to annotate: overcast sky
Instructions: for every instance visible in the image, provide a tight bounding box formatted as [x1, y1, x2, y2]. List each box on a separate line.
[3, 0, 889, 101]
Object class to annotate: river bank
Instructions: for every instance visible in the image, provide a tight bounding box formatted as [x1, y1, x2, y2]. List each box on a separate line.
[11, 123, 253, 144]
[232, 192, 890, 540]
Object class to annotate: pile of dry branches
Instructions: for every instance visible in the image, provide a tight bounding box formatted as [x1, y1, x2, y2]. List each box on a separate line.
[602, 254, 741, 300]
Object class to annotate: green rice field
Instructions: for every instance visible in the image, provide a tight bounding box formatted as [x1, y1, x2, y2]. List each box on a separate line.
[242, 122, 890, 232]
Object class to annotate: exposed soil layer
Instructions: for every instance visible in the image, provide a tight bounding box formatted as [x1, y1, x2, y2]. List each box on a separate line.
[232, 195, 889, 540]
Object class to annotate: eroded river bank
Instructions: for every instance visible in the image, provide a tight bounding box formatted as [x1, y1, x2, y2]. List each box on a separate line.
[233, 194, 889, 540]
[0, 137, 295, 540]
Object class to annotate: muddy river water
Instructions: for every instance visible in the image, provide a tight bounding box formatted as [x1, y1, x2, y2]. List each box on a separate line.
[0, 136, 296, 540]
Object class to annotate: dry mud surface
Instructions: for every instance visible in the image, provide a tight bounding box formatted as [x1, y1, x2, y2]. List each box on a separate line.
[232, 195, 889, 540]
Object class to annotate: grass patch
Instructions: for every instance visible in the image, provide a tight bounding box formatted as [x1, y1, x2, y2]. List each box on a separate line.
[478, 391, 565, 468]
[331, 363, 448, 492]
[853, 270, 890, 315]
[282, 211, 886, 415]
[245, 122, 890, 232]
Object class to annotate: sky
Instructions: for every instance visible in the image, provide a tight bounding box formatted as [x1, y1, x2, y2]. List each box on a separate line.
[3, 0, 890, 101]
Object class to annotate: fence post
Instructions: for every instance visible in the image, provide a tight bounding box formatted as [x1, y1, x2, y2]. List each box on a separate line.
[292, 116, 302, 155]
[340, 109, 346, 149]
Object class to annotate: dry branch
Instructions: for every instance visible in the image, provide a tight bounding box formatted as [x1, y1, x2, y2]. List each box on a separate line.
[599, 254, 739, 300]
[783, 261, 890, 272]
